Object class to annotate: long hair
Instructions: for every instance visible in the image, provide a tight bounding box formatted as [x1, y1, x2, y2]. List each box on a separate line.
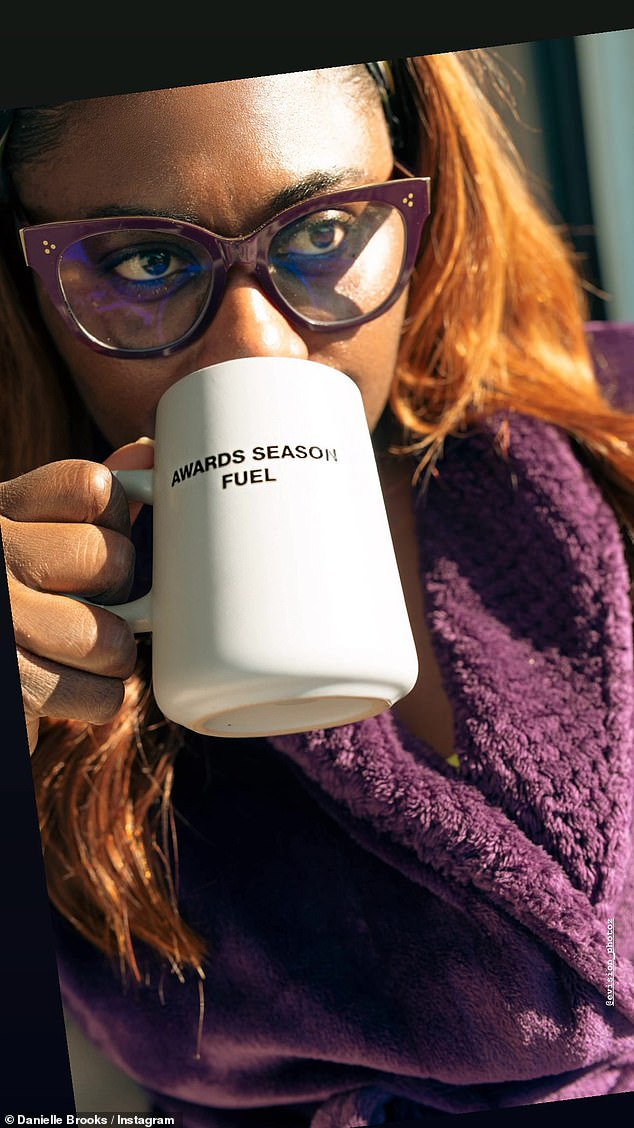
[3, 50, 634, 979]
[392, 54, 634, 538]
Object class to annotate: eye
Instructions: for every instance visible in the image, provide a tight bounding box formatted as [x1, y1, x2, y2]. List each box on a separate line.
[274, 210, 353, 258]
[110, 246, 189, 282]
[90, 238, 206, 303]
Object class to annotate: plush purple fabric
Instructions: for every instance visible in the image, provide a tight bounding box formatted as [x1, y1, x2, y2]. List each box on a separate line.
[53, 327, 634, 1127]
[586, 321, 634, 408]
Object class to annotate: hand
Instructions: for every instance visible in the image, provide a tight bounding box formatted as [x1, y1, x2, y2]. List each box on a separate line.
[0, 439, 154, 754]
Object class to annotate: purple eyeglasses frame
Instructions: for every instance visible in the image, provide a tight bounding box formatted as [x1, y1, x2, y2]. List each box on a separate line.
[18, 175, 431, 360]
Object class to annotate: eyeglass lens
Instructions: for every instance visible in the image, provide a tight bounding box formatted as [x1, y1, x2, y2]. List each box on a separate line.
[267, 201, 405, 323]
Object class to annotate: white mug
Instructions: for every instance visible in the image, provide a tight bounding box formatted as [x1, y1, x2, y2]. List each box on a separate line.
[105, 356, 419, 737]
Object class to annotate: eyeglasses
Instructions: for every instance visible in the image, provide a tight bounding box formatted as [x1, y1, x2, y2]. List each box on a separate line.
[18, 176, 431, 359]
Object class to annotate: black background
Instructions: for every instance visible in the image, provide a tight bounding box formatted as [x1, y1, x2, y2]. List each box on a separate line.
[0, 19, 633, 106]
[1, 13, 633, 1122]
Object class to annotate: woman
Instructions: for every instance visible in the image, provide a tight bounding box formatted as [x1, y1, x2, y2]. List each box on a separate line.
[1, 51, 634, 1127]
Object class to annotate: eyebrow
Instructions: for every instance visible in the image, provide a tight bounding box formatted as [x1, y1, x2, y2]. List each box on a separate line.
[82, 167, 368, 231]
[263, 168, 367, 216]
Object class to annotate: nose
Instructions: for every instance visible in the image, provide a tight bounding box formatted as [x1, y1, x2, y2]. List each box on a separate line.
[188, 268, 309, 368]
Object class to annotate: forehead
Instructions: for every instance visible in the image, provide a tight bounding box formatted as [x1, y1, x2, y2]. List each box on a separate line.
[17, 68, 392, 226]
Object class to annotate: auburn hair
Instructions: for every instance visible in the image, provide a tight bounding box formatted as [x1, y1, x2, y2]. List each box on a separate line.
[2, 50, 633, 981]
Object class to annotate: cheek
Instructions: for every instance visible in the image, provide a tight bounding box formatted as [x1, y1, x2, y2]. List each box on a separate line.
[308, 293, 407, 432]
[70, 358, 163, 448]
[36, 290, 180, 446]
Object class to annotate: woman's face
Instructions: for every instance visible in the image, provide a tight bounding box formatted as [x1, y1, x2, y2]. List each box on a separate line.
[15, 69, 407, 448]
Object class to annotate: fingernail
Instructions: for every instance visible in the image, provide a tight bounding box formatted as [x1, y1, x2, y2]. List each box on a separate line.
[136, 436, 155, 445]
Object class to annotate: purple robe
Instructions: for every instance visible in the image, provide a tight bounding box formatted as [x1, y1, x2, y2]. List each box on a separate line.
[52, 323, 634, 1126]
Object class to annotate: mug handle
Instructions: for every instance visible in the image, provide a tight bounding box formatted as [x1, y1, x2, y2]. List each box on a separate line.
[75, 468, 155, 633]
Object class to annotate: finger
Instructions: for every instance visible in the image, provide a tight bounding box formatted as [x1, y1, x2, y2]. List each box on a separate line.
[17, 646, 128, 729]
[105, 437, 155, 524]
[104, 437, 155, 470]
[0, 459, 131, 534]
[3, 519, 135, 602]
[10, 578, 138, 678]
[25, 714, 40, 757]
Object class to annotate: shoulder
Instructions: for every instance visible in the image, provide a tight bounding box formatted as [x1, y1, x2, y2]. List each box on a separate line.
[421, 410, 611, 541]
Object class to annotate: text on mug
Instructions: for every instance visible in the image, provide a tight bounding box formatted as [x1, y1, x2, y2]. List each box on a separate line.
[171, 443, 338, 487]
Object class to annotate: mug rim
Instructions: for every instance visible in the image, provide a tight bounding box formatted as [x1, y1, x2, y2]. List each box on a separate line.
[157, 356, 360, 413]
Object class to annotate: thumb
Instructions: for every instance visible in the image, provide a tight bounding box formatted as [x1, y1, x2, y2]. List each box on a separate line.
[104, 436, 154, 524]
